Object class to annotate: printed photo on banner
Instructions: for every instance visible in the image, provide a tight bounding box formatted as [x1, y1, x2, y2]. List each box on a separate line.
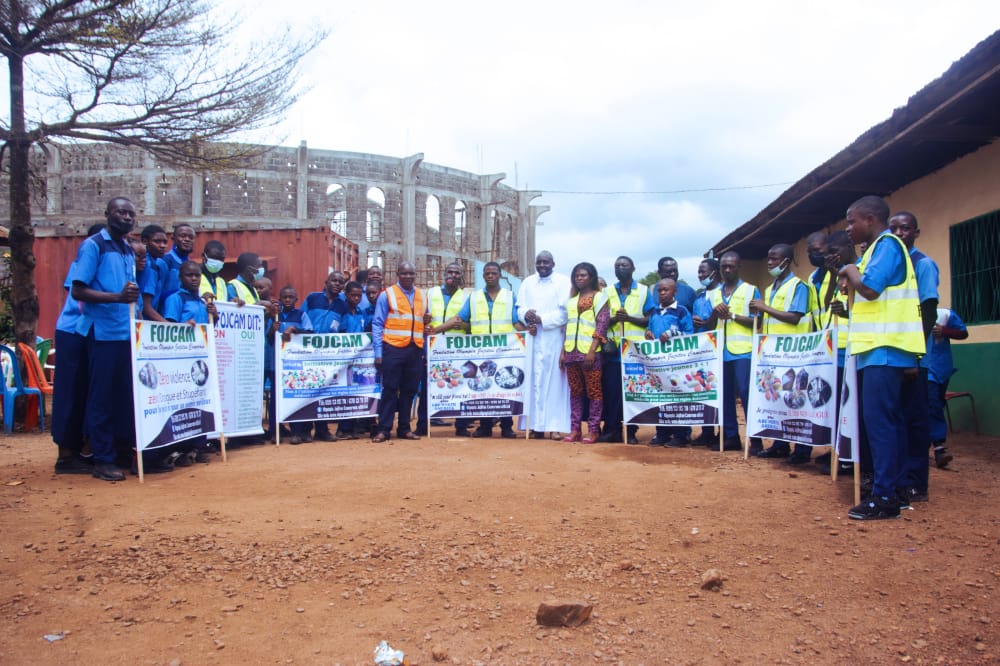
[425, 333, 531, 419]
[131, 319, 222, 451]
[276, 332, 379, 423]
[621, 332, 722, 426]
[747, 329, 837, 446]
[836, 353, 859, 463]
[212, 302, 266, 436]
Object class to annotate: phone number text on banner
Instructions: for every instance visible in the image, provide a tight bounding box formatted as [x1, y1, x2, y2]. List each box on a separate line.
[213, 302, 265, 436]
[131, 320, 222, 451]
[621, 332, 722, 426]
[747, 329, 838, 446]
[426, 333, 531, 418]
[276, 332, 379, 423]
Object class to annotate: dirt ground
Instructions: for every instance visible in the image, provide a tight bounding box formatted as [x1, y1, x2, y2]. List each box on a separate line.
[1, 425, 998, 665]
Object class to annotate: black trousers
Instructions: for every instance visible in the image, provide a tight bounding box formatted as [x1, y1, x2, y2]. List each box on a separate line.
[378, 342, 423, 436]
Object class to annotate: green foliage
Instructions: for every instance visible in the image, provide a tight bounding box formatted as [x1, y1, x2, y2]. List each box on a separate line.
[637, 270, 661, 287]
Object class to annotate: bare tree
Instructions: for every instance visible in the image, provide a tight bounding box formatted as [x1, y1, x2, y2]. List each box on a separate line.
[0, 0, 325, 343]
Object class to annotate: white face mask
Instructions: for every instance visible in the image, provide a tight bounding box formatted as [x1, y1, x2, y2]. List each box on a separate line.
[768, 260, 788, 278]
[204, 258, 224, 274]
[254, 266, 266, 280]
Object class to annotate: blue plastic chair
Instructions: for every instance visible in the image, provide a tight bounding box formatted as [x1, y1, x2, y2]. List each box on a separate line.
[0, 344, 44, 433]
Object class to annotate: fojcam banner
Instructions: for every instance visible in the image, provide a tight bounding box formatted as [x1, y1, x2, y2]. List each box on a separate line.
[131, 320, 222, 451]
[747, 329, 837, 446]
[836, 353, 859, 462]
[621, 332, 722, 426]
[276, 332, 379, 422]
[425, 333, 531, 419]
[212, 302, 265, 436]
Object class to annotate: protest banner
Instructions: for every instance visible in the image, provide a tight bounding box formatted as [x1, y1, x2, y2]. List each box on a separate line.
[276, 332, 379, 423]
[131, 319, 222, 452]
[747, 329, 838, 446]
[212, 302, 266, 436]
[621, 332, 722, 427]
[426, 332, 531, 419]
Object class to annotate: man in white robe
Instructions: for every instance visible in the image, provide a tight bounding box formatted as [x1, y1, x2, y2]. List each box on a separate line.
[516, 251, 571, 437]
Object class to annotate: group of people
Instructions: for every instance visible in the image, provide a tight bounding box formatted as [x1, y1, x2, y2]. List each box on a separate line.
[49, 195, 968, 521]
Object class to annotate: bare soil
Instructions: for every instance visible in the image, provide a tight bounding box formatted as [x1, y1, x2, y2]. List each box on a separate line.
[1, 427, 998, 665]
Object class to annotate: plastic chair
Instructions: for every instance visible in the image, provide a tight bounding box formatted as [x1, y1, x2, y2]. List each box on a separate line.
[36, 338, 53, 367]
[18, 342, 53, 432]
[944, 391, 979, 434]
[0, 344, 44, 433]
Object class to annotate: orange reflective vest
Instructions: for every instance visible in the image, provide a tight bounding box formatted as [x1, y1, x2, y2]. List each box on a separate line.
[383, 284, 426, 348]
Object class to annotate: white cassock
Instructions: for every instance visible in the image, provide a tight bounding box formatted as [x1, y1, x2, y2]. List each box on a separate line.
[516, 272, 571, 433]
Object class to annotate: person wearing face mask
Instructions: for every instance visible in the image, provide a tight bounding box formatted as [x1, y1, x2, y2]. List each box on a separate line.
[199, 240, 228, 301]
[804, 231, 831, 329]
[227, 252, 264, 304]
[599, 256, 655, 444]
[750, 243, 813, 464]
[69, 197, 141, 482]
[691, 258, 721, 445]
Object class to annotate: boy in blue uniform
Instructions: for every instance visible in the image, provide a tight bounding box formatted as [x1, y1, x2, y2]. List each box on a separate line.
[69, 198, 140, 482]
[140, 224, 170, 320]
[646, 279, 694, 446]
[161, 223, 195, 305]
[270, 285, 314, 445]
[924, 308, 968, 468]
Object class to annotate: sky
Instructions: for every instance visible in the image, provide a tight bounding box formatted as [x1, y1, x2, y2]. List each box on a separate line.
[15, 1, 1000, 283]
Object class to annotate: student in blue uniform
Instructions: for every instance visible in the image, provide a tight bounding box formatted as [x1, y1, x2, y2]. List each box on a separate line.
[658, 256, 695, 311]
[923, 308, 968, 468]
[69, 197, 140, 482]
[140, 224, 170, 319]
[161, 223, 195, 305]
[267, 285, 313, 445]
[646, 279, 695, 447]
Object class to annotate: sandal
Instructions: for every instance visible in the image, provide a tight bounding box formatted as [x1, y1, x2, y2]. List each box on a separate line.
[562, 431, 582, 442]
[581, 434, 598, 444]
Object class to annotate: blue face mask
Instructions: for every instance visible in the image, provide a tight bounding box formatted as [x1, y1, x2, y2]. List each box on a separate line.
[205, 258, 224, 274]
[699, 275, 715, 287]
[254, 266, 265, 280]
[768, 260, 788, 278]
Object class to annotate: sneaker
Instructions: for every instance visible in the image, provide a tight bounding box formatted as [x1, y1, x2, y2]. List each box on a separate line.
[666, 436, 690, 448]
[92, 463, 126, 482]
[934, 446, 953, 469]
[648, 436, 669, 447]
[693, 429, 715, 445]
[785, 454, 811, 466]
[848, 495, 900, 520]
[626, 435, 640, 445]
[898, 486, 929, 504]
[172, 451, 196, 467]
[195, 450, 213, 463]
[289, 435, 305, 445]
[500, 429, 517, 439]
[597, 431, 623, 443]
[860, 473, 874, 496]
[413, 426, 429, 437]
[471, 428, 492, 438]
[335, 430, 355, 440]
[54, 455, 93, 475]
[315, 431, 337, 442]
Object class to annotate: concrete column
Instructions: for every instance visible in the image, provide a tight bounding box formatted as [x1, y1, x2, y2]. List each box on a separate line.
[517, 191, 543, 276]
[143, 152, 157, 215]
[191, 174, 204, 215]
[401, 153, 424, 261]
[44, 144, 62, 216]
[477, 173, 506, 259]
[297, 140, 309, 221]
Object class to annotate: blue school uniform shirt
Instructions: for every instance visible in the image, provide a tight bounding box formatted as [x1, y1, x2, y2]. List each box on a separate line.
[266, 307, 313, 372]
[331, 306, 365, 334]
[69, 229, 136, 341]
[304, 291, 348, 333]
[856, 229, 917, 370]
[648, 302, 694, 340]
[922, 310, 966, 384]
[692, 286, 717, 333]
[909, 247, 939, 304]
[140, 255, 169, 314]
[160, 246, 189, 305]
[163, 288, 210, 324]
[675, 281, 696, 312]
[55, 268, 83, 334]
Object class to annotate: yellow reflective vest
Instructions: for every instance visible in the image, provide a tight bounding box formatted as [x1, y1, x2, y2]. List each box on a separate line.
[763, 275, 812, 335]
[848, 233, 924, 357]
[427, 286, 467, 333]
[227, 278, 258, 305]
[708, 282, 756, 355]
[470, 289, 515, 334]
[199, 273, 227, 301]
[564, 292, 609, 353]
[811, 269, 848, 351]
[604, 282, 649, 345]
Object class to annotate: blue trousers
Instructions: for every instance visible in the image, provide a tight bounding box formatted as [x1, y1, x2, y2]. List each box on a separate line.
[928, 379, 948, 444]
[84, 333, 135, 464]
[722, 358, 750, 439]
[51, 329, 88, 451]
[377, 343, 423, 436]
[858, 366, 908, 498]
[901, 367, 931, 492]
